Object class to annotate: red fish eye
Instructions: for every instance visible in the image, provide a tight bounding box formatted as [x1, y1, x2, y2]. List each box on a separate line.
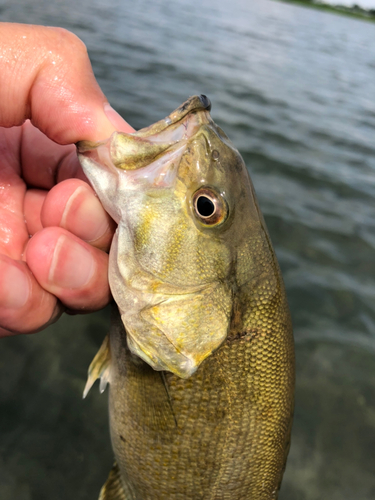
[192, 187, 228, 226]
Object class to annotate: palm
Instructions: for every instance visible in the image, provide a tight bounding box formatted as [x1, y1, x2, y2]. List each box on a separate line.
[0, 122, 116, 336]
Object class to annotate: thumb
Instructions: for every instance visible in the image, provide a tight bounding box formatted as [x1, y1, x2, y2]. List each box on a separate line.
[0, 23, 134, 144]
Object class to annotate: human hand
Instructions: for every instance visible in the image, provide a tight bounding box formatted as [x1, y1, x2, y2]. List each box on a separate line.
[0, 23, 134, 337]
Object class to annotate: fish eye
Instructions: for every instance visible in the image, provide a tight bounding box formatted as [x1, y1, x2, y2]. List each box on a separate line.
[192, 187, 228, 226]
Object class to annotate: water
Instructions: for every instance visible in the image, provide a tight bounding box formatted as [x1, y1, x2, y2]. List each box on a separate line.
[1, 0, 375, 498]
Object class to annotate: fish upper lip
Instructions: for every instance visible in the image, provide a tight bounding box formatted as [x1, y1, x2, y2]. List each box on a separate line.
[198, 94, 211, 112]
[77, 95, 213, 151]
[148, 94, 212, 136]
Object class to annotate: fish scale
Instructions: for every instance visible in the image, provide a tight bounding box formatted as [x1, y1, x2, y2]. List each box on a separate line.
[106, 302, 293, 500]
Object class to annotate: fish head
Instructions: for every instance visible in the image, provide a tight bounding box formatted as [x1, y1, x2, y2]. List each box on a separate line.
[77, 95, 267, 378]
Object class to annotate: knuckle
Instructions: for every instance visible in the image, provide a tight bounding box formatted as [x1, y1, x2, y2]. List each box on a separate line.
[44, 27, 89, 69]
[49, 27, 88, 54]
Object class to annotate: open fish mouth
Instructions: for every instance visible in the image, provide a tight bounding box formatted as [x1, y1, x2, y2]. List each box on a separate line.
[77, 95, 213, 190]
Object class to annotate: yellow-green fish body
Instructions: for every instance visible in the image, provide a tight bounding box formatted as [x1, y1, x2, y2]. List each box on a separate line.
[77, 95, 294, 500]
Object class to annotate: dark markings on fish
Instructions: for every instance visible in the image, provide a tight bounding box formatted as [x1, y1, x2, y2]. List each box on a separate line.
[226, 328, 258, 343]
[199, 94, 212, 111]
[160, 371, 178, 427]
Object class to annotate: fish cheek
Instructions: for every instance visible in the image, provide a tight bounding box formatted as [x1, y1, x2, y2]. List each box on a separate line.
[131, 197, 193, 284]
[129, 187, 229, 288]
[141, 281, 233, 368]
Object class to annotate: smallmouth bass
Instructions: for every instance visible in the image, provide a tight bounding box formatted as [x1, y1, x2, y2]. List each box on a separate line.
[77, 95, 294, 500]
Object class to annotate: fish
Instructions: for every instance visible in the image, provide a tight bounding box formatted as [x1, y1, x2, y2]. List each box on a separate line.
[77, 95, 294, 500]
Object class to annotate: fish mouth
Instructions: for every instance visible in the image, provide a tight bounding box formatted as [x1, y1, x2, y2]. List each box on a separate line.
[76, 95, 213, 176]
[77, 94, 212, 155]
[132, 94, 212, 138]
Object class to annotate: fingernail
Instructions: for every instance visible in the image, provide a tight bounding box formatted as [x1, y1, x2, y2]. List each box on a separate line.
[61, 186, 109, 242]
[104, 103, 135, 133]
[49, 235, 95, 289]
[0, 263, 30, 309]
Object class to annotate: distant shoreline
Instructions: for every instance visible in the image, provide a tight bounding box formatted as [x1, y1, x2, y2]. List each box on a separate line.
[275, 0, 375, 22]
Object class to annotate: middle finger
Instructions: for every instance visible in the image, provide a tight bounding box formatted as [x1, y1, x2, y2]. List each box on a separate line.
[30, 178, 116, 252]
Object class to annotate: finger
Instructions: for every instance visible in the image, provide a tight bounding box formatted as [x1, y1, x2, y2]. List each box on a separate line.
[0, 23, 134, 144]
[24, 188, 47, 236]
[25, 227, 111, 311]
[0, 127, 29, 259]
[0, 254, 62, 336]
[41, 179, 115, 251]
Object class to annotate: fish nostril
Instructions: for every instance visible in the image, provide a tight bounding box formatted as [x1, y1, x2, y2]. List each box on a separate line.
[199, 94, 212, 112]
[212, 150, 220, 161]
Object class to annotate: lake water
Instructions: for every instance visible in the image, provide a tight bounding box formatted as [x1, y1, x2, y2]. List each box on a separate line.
[1, 0, 375, 499]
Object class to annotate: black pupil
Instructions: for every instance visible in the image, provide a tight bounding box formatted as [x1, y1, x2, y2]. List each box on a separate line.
[197, 196, 215, 217]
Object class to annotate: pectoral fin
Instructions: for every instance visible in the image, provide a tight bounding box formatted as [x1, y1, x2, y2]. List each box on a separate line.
[98, 462, 128, 500]
[83, 335, 111, 398]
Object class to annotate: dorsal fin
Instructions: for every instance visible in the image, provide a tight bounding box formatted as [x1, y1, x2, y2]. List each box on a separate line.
[98, 462, 129, 500]
[83, 335, 111, 398]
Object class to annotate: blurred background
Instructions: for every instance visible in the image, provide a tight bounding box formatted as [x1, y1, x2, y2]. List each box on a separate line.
[1, 0, 375, 498]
